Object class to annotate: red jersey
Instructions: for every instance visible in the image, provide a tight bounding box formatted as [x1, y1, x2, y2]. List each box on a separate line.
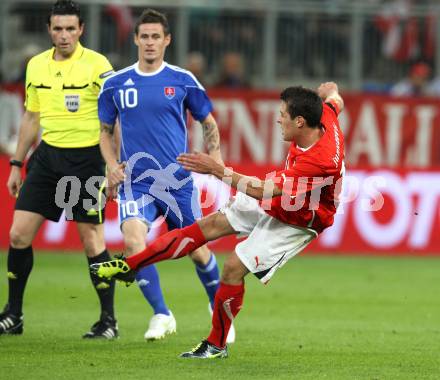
[262, 101, 344, 233]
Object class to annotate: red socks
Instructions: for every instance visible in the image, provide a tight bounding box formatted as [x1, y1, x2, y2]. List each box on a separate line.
[125, 224, 244, 350]
[126, 223, 207, 270]
[207, 282, 245, 348]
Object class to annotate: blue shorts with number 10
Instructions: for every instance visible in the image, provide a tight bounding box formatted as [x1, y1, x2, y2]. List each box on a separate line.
[118, 180, 202, 229]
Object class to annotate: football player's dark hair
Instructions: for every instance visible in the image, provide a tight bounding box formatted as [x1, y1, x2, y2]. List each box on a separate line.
[135, 9, 170, 36]
[280, 86, 323, 128]
[47, 0, 83, 26]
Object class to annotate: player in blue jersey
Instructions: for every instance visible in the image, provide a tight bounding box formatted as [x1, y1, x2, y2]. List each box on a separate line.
[98, 9, 235, 342]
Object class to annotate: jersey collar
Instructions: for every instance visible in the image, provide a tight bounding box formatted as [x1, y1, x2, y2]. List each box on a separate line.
[50, 42, 84, 62]
[134, 61, 167, 76]
[296, 142, 316, 152]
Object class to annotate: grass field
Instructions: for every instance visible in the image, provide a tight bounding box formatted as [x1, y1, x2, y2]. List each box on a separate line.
[0, 252, 439, 380]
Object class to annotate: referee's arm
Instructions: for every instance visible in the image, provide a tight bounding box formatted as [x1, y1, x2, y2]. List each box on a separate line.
[7, 110, 40, 196]
[13, 110, 40, 162]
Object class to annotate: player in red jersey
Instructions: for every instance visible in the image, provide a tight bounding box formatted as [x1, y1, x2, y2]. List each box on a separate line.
[91, 82, 344, 358]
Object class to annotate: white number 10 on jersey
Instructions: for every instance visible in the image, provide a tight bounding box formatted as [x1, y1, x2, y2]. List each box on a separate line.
[118, 88, 138, 108]
[120, 200, 139, 218]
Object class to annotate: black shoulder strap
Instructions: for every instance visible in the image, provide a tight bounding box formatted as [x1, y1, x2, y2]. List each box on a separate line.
[325, 102, 338, 116]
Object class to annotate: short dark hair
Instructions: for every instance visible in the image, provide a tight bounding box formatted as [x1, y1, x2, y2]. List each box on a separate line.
[47, 0, 83, 26]
[280, 86, 323, 128]
[135, 9, 170, 35]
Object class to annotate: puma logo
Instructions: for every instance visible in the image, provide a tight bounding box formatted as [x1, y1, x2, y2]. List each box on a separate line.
[171, 237, 195, 259]
[254, 256, 260, 268]
[223, 298, 235, 321]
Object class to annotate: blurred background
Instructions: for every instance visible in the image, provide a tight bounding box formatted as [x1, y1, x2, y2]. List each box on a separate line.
[0, 0, 439, 255]
[1, 0, 440, 90]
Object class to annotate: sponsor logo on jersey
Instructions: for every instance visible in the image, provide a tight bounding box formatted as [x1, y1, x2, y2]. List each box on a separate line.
[124, 78, 135, 86]
[65, 94, 80, 112]
[164, 86, 175, 99]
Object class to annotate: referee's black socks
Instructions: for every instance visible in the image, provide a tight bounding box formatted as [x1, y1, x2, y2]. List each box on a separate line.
[7, 245, 34, 316]
[87, 249, 115, 320]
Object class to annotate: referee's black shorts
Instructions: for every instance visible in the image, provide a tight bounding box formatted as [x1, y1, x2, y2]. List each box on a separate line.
[15, 140, 106, 224]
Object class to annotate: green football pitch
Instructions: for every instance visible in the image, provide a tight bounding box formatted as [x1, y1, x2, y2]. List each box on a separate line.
[0, 252, 439, 380]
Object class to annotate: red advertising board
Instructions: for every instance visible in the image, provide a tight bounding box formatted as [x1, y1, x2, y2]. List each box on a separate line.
[197, 90, 440, 168]
[0, 90, 439, 254]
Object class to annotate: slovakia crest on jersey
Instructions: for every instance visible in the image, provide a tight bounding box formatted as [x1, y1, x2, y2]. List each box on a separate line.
[164, 87, 175, 99]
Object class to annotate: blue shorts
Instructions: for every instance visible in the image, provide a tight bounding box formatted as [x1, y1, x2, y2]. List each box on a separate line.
[118, 181, 202, 229]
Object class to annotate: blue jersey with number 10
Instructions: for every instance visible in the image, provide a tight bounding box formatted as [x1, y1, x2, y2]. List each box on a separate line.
[98, 61, 212, 183]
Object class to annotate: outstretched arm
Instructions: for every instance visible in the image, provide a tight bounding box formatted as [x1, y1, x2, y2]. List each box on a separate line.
[178, 152, 282, 200]
[317, 82, 344, 112]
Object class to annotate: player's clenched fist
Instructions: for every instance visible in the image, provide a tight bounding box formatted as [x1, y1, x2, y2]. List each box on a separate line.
[317, 82, 338, 99]
[317, 82, 344, 111]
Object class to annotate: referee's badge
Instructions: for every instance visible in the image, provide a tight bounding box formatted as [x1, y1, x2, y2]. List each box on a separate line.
[65, 94, 80, 112]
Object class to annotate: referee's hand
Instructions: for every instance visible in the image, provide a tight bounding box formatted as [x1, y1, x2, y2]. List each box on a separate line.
[7, 166, 23, 198]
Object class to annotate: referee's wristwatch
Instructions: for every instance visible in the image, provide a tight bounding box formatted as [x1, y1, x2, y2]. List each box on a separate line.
[9, 159, 24, 168]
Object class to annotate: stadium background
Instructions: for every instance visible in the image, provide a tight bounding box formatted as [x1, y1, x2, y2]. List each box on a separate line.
[1, 0, 439, 255]
[0, 1, 439, 379]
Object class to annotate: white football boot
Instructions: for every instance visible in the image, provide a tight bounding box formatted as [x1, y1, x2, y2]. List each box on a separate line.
[209, 303, 235, 344]
[144, 311, 176, 341]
